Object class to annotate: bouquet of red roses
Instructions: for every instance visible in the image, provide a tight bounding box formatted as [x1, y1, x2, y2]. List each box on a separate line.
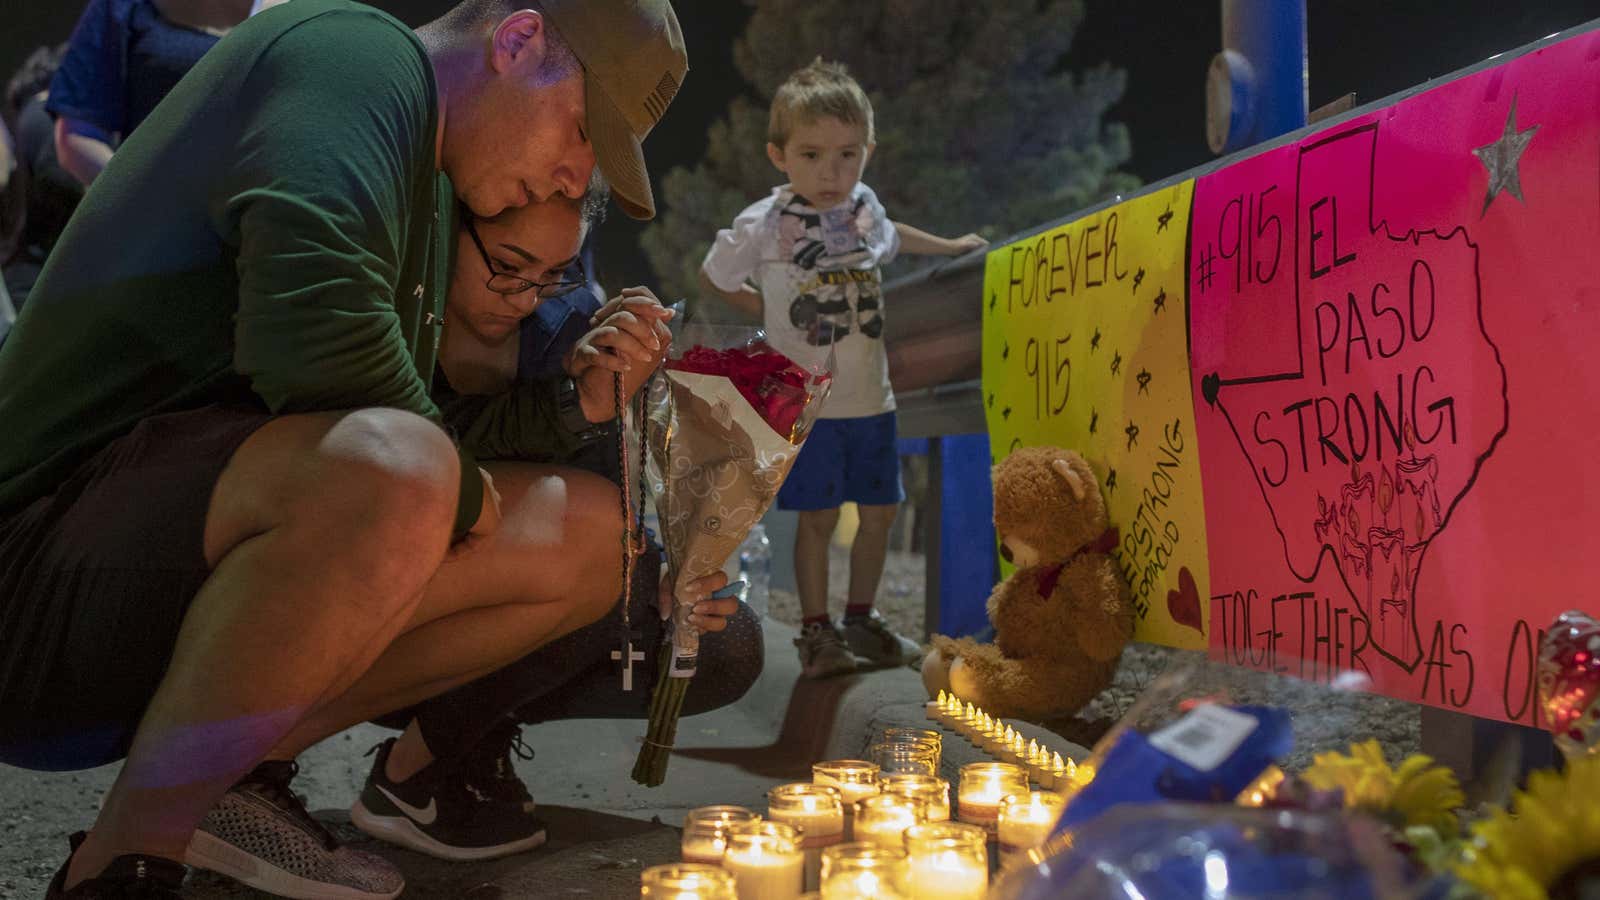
[632, 324, 831, 785]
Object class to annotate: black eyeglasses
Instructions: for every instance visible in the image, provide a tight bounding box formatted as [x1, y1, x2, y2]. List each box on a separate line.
[464, 213, 587, 298]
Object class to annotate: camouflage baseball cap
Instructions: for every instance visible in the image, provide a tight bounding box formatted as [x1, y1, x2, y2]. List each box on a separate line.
[537, 0, 687, 220]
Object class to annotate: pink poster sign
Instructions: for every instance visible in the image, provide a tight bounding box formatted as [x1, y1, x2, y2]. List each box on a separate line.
[1188, 30, 1600, 724]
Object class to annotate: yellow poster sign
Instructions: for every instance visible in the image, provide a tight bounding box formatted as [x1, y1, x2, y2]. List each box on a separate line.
[981, 182, 1209, 649]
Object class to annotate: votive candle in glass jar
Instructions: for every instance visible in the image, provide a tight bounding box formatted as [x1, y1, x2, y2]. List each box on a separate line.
[956, 762, 1028, 835]
[880, 773, 950, 822]
[813, 760, 880, 838]
[869, 740, 938, 778]
[723, 827, 804, 900]
[851, 793, 927, 849]
[996, 791, 1066, 869]
[902, 823, 987, 900]
[881, 727, 941, 754]
[682, 805, 762, 864]
[640, 863, 737, 899]
[819, 842, 906, 899]
[768, 783, 845, 892]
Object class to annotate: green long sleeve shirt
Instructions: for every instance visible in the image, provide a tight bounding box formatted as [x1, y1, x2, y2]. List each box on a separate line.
[0, 0, 482, 530]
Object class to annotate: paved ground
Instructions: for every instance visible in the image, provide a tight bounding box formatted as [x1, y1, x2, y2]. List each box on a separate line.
[0, 621, 1085, 899]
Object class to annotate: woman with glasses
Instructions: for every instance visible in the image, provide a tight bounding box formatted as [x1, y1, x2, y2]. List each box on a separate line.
[347, 189, 765, 864]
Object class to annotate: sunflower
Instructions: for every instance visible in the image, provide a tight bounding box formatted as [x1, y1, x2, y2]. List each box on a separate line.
[1301, 739, 1465, 833]
[1456, 755, 1600, 900]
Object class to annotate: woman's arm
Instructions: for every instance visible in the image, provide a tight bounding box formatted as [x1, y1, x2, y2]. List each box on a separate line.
[54, 116, 115, 186]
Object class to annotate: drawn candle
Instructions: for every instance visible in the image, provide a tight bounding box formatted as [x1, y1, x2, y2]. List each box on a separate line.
[682, 806, 762, 864]
[903, 823, 988, 900]
[881, 773, 951, 822]
[957, 762, 1028, 835]
[768, 783, 844, 891]
[997, 792, 1066, 869]
[722, 829, 803, 900]
[853, 793, 928, 849]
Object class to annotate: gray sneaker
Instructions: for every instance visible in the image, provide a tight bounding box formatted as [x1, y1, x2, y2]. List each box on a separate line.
[185, 760, 404, 900]
[842, 610, 922, 667]
[795, 621, 858, 679]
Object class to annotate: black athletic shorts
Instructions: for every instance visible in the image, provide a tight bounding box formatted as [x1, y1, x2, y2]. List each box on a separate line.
[0, 405, 271, 771]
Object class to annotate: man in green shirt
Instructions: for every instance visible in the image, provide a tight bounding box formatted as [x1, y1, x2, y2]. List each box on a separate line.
[0, 1, 709, 897]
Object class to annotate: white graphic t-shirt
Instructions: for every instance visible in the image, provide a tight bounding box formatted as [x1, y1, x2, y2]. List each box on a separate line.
[702, 182, 900, 419]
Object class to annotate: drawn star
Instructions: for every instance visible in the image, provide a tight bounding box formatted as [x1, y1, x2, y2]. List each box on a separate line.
[1106, 468, 1118, 494]
[1157, 205, 1174, 232]
[1090, 328, 1102, 353]
[1473, 95, 1539, 217]
[1089, 408, 1099, 434]
[1152, 288, 1167, 314]
[1002, 406, 1013, 421]
[1125, 421, 1140, 450]
[986, 392, 995, 409]
[1002, 342, 1010, 361]
[1136, 369, 1152, 395]
[1110, 352, 1123, 376]
[989, 292, 998, 313]
[1132, 267, 1146, 293]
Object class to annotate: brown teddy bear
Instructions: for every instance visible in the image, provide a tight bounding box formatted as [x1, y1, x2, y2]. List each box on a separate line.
[920, 446, 1134, 720]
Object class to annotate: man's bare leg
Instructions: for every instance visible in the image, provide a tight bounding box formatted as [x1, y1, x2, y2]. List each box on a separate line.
[65, 409, 461, 887]
[264, 462, 627, 765]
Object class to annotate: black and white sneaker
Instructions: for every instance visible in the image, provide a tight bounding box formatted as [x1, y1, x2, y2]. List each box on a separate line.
[458, 719, 539, 815]
[184, 760, 404, 900]
[350, 735, 548, 862]
[47, 832, 186, 899]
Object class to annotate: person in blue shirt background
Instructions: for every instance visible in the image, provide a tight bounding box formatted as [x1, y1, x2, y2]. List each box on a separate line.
[48, 0, 250, 186]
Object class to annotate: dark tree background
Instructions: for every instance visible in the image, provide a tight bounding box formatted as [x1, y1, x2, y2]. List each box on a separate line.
[641, 0, 1140, 307]
[5, 1, 1599, 296]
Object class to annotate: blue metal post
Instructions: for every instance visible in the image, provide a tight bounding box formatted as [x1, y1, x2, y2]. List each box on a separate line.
[935, 433, 998, 639]
[1208, 0, 1308, 154]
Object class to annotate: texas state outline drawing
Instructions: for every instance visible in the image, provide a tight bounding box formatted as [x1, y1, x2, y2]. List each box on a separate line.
[1199, 123, 1510, 671]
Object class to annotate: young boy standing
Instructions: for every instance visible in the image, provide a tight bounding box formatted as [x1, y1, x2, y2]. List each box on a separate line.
[700, 59, 986, 678]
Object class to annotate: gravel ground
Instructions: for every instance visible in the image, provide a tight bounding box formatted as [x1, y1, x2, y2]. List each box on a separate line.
[767, 544, 1420, 772]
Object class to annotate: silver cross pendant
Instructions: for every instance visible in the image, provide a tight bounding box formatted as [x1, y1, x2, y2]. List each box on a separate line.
[613, 636, 646, 692]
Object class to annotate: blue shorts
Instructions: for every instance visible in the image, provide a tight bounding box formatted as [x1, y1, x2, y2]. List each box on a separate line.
[777, 411, 905, 511]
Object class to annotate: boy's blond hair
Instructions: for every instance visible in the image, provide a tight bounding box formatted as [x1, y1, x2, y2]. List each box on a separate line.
[768, 58, 875, 147]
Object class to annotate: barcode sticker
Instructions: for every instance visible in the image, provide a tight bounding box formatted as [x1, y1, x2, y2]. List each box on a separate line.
[1148, 705, 1258, 772]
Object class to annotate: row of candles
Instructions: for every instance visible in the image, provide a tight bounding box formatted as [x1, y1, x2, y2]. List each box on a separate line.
[924, 691, 1090, 792]
[640, 724, 1072, 899]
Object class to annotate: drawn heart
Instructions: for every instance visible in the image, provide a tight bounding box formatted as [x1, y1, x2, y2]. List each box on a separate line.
[1167, 566, 1203, 634]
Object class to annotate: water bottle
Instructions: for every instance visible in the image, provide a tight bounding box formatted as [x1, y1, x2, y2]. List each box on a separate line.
[737, 523, 772, 619]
